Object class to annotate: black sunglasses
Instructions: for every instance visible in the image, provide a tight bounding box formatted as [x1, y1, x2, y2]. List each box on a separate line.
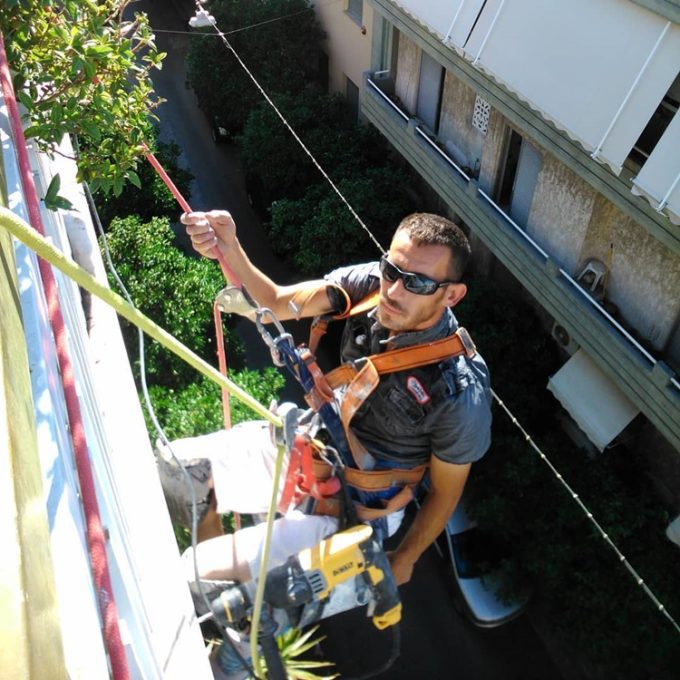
[379, 256, 454, 296]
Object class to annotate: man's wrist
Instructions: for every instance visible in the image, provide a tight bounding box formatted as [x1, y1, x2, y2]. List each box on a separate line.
[218, 234, 238, 255]
[392, 545, 419, 568]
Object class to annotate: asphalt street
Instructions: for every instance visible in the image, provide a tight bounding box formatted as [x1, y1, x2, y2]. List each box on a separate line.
[139, 1, 566, 677]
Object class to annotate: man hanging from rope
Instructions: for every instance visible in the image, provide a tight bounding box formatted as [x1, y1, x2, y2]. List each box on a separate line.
[158, 210, 492, 588]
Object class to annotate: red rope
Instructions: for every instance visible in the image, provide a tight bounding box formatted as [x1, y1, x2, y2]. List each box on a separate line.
[141, 144, 243, 288]
[0, 32, 130, 680]
[213, 302, 232, 429]
[141, 144, 233, 429]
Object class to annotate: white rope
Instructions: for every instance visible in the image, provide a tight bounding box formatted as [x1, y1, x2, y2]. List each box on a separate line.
[157, 0, 342, 38]
[83, 183, 246, 664]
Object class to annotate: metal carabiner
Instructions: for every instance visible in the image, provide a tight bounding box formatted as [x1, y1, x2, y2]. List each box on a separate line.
[255, 307, 294, 367]
[319, 445, 344, 472]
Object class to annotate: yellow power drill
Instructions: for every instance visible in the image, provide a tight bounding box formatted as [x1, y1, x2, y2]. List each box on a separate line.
[210, 524, 402, 632]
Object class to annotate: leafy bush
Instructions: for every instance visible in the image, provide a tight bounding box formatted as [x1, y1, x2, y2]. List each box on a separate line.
[268, 167, 416, 277]
[144, 369, 285, 441]
[239, 89, 401, 211]
[240, 90, 369, 203]
[95, 135, 193, 227]
[456, 279, 559, 428]
[103, 215, 243, 387]
[0, 0, 163, 194]
[186, 0, 325, 133]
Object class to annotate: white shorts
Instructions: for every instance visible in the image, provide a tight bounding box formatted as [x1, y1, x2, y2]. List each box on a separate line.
[164, 421, 288, 515]
[235, 510, 339, 577]
[169, 423, 406, 577]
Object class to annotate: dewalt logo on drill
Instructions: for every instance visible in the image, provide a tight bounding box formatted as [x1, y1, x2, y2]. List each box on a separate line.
[332, 561, 354, 577]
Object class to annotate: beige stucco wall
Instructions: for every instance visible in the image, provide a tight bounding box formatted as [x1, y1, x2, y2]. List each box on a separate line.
[527, 151, 595, 273]
[315, 1, 373, 97]
[578, 197, 680, 351]
[394, 31, 420, 114]
[526, 148, 680, 350]
[438, 73, 486, 175]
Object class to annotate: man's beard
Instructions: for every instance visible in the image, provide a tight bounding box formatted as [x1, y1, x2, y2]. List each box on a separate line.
[377, 296, 408, 331]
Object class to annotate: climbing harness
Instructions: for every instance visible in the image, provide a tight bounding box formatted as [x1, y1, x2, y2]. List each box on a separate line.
[250, 287, 479, 537]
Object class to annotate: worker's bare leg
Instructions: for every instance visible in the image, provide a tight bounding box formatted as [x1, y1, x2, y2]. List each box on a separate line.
[184, 511, 339, 584]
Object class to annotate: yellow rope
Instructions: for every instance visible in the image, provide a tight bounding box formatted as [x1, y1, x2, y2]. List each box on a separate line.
[250, 440, 286, 677]
[0, 206, 283, 427]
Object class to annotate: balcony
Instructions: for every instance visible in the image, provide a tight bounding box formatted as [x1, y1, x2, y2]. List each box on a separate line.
[362, 74, 680, 452]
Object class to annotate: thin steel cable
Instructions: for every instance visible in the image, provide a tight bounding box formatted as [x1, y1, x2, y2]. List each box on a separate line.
[492, 389, 680, 635]
[193, 3, 386, 256]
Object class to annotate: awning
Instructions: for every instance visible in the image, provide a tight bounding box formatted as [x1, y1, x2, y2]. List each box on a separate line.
[393, 0, 488, 46]
[631, 107, 680, 225]
[547, 350, 640, 451]
[460, 0, 680, 174]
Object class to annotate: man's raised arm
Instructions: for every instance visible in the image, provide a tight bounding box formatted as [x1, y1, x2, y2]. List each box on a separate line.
[181, 210, 334, 320]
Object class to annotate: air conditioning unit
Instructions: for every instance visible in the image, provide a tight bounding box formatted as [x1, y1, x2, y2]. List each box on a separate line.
[551, 322, 579, 355]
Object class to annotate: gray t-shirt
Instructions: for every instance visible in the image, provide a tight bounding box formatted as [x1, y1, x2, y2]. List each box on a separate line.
[325, 262, 492, 467]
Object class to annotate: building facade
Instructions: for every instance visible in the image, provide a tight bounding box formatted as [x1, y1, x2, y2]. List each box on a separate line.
[348, 0, 680, 515]
[314, 0, 374, 118]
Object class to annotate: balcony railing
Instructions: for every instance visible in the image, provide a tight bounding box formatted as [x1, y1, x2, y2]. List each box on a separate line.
[476, 188, 680, 391]
[366, 78, 409, 122]
[414, 126, 471, 182]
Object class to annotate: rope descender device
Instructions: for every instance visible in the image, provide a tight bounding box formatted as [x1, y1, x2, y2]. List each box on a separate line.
[215, 283, 259, 320]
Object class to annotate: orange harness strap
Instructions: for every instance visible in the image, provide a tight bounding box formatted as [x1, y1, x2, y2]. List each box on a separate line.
[308, 290, 380, 353]
[292, 445, 427, 520]
[311, 457, 428, 490]
[312, 484, 418, 521]
[326, 327, 476, 388]
[326, 327, 476, 469]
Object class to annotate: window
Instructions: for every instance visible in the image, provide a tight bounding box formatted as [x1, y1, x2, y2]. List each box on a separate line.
[416, 51, 444, 133]
[497, 130, 522, 209]
[317, 51, 329, 93]
[347, 0, 363, 25]
[497, 129, 542, 228]
[626, 74, 680, 172]
[378, 18, 395, 75]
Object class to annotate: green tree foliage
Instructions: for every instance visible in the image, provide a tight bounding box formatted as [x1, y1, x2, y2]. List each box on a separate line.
[103, 215, 243, 387]
[239, 90, 371, 205]
[0, 0, 165, 195]
[268, 166, 415, 277]
[186, 0, 325, 133]
[456, 280, 559, 427]
[144, 369, 285, 441]
[95, 133, 192, 227]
